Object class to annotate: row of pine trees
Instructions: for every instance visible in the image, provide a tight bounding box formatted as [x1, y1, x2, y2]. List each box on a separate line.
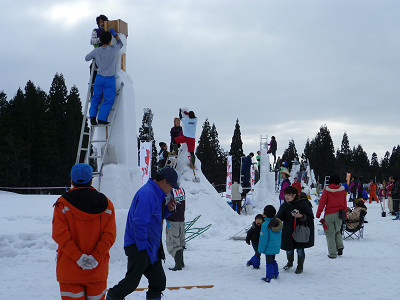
[1, 75, 400, 193]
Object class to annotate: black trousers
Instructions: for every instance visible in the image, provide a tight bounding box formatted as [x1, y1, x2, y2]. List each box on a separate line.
[231, 200, 241, 214]
[107, 244, 166, 300]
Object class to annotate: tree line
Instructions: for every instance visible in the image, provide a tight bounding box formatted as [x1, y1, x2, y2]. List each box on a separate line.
[1, 76, 398, 193]
[0, 74, 84, 192]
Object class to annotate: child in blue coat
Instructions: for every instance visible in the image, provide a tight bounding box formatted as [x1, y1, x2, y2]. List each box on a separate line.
[258, 205, 283, 282]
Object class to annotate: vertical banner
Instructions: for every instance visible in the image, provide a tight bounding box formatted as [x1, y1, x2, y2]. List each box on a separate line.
[251, 163, 255, 192]
[140, 141, 152, 185]
[226, 155, 232, 200]
[346, 173, 351, 185]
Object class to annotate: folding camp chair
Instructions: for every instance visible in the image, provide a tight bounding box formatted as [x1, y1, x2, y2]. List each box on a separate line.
[342, 210, 367, 240]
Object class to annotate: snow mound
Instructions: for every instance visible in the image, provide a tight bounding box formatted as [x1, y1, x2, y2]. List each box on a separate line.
[175, 144, 241, 232]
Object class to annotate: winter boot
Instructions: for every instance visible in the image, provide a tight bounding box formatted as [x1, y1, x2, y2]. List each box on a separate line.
[169, 249, 183, 271]
[393, 212, 400, 220]
[261, 264, 275, 283]
[295, 256, 305, 274]
[252, 255, 261, 269]
[246, 255, 256, 267]
[272, 260, 279, 279]
[337, 248, 343, 256]
[90, 117, 97, 125]
[283, 253, 294, 270]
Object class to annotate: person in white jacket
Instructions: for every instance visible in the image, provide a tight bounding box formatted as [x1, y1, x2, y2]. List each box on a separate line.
[174, 109, 198, 168]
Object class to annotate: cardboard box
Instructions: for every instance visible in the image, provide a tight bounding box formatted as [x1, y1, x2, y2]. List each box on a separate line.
[104, 19, 128, 37]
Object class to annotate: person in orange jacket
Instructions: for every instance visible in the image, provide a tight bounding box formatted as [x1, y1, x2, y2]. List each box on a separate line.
[368, 179, 379, 204]
[52, 163, 116, 300]
[292, 177, 302, 194]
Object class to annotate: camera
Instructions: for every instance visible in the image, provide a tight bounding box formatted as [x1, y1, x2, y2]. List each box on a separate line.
[291, 209, 299, 214]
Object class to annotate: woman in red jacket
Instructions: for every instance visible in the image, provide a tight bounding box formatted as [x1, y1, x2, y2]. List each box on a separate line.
[316, 174, 347, 258]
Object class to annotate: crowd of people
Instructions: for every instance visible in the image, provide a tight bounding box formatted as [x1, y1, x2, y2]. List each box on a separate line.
[54, 16, 399, 295]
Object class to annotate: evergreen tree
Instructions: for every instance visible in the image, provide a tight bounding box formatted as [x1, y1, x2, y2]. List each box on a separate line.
[229, 119, 244, 181]
[196, 120, 228, 190]
[196, 119, 214, 177]
[352, 144, 370, 176]
[23, 81, 47, 187]
[65, 86, 84, 179]
[336, 132, 352, 176]
[308, 125, 336, 180]
[389, 145, 400, 176]
[302, 138, 311, 161]
[44, 73, 69, 186]
[282, 139, 298, 170]
[381, 151, 390, 170]
[369, 152, 380, 181]
[138, 108, 157, 177]
[210, 123, 227, 190]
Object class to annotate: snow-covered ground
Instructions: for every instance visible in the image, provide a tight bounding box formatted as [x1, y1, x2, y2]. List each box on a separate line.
[0, 182, 398, 299]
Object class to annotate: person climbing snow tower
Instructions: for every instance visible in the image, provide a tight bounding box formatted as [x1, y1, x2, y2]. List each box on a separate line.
[174, 109, 198, 168]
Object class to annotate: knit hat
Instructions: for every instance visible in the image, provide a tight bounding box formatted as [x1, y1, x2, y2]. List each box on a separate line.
[159, 142, 167, 148]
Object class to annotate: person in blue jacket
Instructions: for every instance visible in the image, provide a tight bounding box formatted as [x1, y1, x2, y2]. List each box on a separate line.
[258, 205, 283, 283]
[106, 168, 179, 300]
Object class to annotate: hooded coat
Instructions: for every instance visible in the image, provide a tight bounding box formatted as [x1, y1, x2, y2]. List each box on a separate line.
[52, 187, 116, 283]
[316, 184, 347, 218]
[276, 198, 315, 250]
[258, 218, 283, 255]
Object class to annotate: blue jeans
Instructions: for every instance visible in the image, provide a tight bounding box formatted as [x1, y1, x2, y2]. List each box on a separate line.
[90, 75, 116, 121]
[287, 248, 305, 257]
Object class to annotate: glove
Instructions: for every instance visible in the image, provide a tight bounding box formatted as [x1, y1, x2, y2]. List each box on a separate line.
[85, 255, 98, 269]
[77, 254, 89, 269]
[109, 27, 117, 36]
[319, 218, 328, 230]
[76, 254, 98, 270]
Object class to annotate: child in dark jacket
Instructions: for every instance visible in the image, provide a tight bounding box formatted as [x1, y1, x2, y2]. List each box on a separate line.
[157, 142, 168, 170]
[245, 214, 263, 269]
[258, 205, 283, 283]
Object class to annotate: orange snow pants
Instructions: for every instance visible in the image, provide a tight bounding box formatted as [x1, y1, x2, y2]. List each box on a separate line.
[369, 193, 379, 204]
[59, 281, 106, 300]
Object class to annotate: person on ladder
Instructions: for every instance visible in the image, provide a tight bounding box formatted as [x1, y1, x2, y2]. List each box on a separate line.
[89, 14, 108, 94]
[174, 109, 198, 168]
[85, 28, 123, 125]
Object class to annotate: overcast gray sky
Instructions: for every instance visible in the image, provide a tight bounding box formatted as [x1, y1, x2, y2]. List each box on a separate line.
[1, 0, 399, 163]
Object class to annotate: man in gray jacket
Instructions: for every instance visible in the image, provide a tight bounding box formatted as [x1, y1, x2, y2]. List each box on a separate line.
[85, 28, 123, 125]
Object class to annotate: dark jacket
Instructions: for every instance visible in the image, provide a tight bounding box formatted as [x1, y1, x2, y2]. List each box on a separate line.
[392, 181, 400, 200]
[170, 126, 183, 145]
[157, 149, 168, 169]
[276, 198, 315, 250]
[241, 155, 252, 179]
[246, 221, 261, 248]
[166, 188, 186, 222]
